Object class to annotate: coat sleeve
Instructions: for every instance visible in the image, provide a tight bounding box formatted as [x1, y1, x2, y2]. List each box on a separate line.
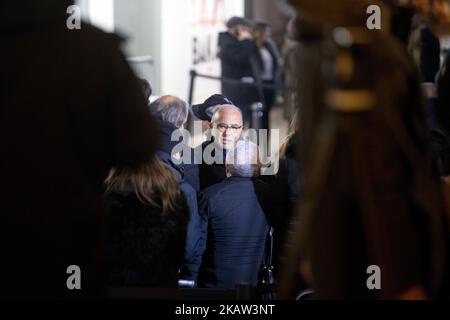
[179, 183, 208, 283]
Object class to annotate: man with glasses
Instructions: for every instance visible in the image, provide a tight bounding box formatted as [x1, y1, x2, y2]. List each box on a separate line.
[197, 104, 243, 190]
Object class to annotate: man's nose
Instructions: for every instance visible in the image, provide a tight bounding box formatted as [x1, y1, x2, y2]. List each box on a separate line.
[223, 128, 233, 136]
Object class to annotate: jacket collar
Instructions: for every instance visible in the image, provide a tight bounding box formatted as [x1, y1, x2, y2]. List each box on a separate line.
[157, 120, 182, 155]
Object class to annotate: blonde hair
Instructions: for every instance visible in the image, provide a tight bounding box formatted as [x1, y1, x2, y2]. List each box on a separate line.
[280, 110, 300, 160]
[105, 156, 181, 215]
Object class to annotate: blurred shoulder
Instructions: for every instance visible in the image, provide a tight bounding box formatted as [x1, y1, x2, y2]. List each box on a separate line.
[67, 22, 124, 51]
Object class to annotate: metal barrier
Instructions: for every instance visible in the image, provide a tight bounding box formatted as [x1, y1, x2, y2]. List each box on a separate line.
[187, 70, 288, 130]
[187, 69, 282, 105]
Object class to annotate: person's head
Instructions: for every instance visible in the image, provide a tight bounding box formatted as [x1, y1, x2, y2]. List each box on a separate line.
[149, 95, 189, 128]
[226, 16, 251, 38]
[225, 140, 260, 178]
[139, 78, 152, 104]
[105, 155, 182, 215]
[191, 94, 234, 130]
[210, 105, 243, 150]
[252, 20, 271, 45]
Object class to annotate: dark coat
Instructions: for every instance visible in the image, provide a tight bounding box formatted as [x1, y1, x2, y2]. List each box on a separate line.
[419, 26, 441, 83]
[437, 52, 450, 131]
[196, 140, 228, 190]
[104, 191, 187, 287]
[0, 1, 157, 298]
[155, 121, 205, 281]
[251, 39, 280, 86]
[257, 134, 300, 275]
[218, 31, 259, 108]
[197, 176, 271, 289]
[293, 36, 449, 298]
[430, 53, 450, 178]
[156, 120, 200, 191]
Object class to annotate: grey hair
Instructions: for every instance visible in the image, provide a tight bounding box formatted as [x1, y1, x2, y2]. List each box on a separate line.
[149, 95, 189, 128]
[226, 140, 260, 177]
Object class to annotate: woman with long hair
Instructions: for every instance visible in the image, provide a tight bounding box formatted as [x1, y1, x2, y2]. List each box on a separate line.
[104, 156, 188, 287]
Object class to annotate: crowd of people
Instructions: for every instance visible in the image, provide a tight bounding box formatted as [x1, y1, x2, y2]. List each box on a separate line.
[1, 0, 450, 300]
[103, 90, 298, 292]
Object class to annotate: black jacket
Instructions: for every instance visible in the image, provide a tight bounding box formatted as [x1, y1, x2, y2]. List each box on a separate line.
[196, 140, 228, 190]
[271, 134, 300, 274]
[104, 191, 187, 287]
[0, 0, 157, 298]
[252, 39, 280, 85]
[419, 26, 441, 83]
[218, 31, 259, 107]
[156, 121, 205, 281]
[197, 176, 271, 289]
[156, 120, 200, 191]
[429, 53, 450, 177]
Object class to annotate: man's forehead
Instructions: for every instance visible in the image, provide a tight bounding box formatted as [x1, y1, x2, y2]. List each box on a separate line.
[216, 113, 242, 124]
[214, 108, 242, 123]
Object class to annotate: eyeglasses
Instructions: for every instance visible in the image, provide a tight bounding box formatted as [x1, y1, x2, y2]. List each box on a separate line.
[214, 123, 243, 133]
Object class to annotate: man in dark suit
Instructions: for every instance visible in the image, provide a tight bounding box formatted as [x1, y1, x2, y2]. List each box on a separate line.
[197, 140, 271, 289]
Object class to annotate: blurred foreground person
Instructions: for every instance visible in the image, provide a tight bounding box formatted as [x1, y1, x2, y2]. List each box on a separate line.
[281, 17, 300, 121]
[0, 0, 158, 298]
[431, 52, 450, 178]
[279, 0, 449, 299]
[104, 156, 188, 287]
[408, 11, 441, 83]
[197, 141, 271, 289]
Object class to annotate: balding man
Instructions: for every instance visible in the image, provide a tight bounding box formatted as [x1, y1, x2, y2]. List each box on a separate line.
[197, 104, 244, 190]
[197, 140, 271, 289]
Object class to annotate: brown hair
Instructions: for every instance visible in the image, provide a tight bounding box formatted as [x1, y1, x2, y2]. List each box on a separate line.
[280, 110, 300, 160]
[105, 156, 181, 215]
